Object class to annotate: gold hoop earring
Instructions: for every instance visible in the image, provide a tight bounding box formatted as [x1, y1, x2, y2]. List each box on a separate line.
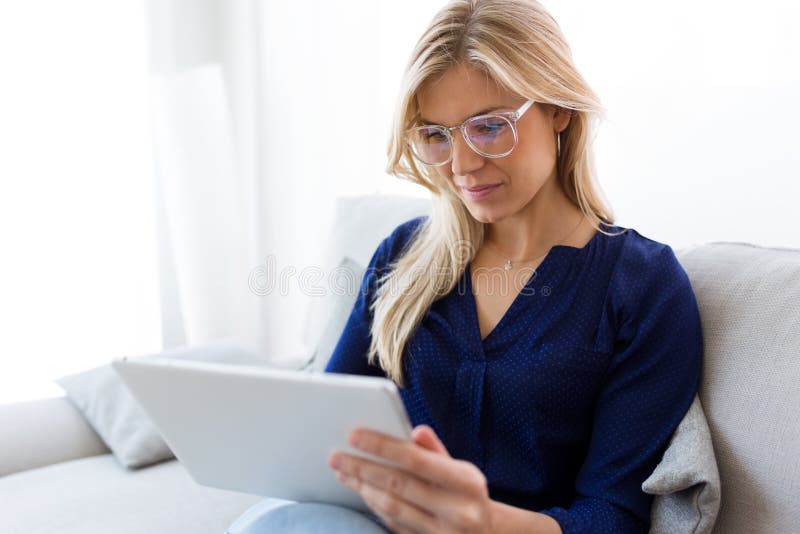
[556, 132, 561, 158]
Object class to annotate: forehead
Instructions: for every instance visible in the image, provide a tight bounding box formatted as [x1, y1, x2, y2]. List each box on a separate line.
[416, 64, 517, 125]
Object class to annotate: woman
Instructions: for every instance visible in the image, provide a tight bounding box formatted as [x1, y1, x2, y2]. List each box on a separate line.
[232, 0, 702, 532]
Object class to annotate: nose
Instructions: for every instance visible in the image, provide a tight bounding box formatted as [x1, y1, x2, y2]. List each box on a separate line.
[450, 129, 485, 177]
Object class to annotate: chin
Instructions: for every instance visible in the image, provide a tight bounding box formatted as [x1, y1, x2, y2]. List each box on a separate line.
[464, 203, 508, 224]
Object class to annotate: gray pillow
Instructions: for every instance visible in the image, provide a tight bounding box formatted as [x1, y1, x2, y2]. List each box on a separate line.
[642, 394, 721, 533]
[55, 340, 266, 469]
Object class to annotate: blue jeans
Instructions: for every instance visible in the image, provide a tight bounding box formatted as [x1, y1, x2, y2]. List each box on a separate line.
[226, 498, 393, 533]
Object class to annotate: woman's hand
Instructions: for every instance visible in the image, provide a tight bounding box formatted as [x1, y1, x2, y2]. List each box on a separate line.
[328, 424, 493, 533]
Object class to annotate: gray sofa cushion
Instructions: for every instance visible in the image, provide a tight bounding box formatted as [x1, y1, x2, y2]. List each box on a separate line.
[0, 454, 261, 534]
[675, 242, 800, 534]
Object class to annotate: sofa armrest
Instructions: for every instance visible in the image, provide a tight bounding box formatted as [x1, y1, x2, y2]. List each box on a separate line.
[0, 395, 110, 477]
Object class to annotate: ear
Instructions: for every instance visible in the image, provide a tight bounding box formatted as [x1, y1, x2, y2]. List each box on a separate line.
[552, 106, 572, 134]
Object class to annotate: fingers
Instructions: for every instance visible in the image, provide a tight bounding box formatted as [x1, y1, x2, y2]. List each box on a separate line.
[384, 520, 417, 534]
[372, 510, 417, 534]
[347, 428, 479, 494]
[361, 478, 437, 531]
[338, 475, 444, 534]
[332, 427, 491, 533]
[332, 452, 485, 528]
[412, 425, 450, 457]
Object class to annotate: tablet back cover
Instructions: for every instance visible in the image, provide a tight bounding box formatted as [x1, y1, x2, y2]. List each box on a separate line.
[112, 356, 413, 512]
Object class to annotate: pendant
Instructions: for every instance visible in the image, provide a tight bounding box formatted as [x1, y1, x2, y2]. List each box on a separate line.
[503, 259, 513, 272]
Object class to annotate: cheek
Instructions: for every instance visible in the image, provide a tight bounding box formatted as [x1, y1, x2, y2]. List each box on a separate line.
[524, 133, 555, 167]
[504, 140, 555, 183]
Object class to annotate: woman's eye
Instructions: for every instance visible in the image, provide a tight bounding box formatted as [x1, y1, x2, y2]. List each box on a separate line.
[473, 120, 507, 135]
[423, 129, 447, 141]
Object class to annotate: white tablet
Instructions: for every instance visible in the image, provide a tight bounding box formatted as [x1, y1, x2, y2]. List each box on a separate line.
[111, 356, 414, 513]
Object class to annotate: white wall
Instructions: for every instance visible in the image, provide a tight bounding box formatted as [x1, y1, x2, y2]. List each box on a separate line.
[0, 1, 160, 404]
[546, 0, 800, 250]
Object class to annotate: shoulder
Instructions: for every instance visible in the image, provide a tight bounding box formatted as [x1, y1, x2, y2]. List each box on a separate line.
[391, 214, 428, 243]
[608, 226, 695, 321]
[612, 226, 687, 282]
[374, 215, 429, 266]
[603, 227, 703, 384]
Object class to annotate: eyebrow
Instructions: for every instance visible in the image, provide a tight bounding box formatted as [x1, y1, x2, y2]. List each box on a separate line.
[418, 106, 509, 126]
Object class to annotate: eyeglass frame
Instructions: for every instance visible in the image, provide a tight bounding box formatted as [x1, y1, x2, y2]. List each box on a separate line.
[405, 98, 536, 166]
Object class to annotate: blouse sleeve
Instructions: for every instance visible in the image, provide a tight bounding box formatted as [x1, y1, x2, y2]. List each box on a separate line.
[538, 242, 704, 533]
[324, 215, 426, 378]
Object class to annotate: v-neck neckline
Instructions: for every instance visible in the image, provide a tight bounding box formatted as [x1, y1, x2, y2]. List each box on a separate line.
[465, 226, 605, 348]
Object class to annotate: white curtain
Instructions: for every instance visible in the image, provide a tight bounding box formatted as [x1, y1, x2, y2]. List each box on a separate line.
[250, 0, 439, 361]
[147, 0, 438, 367]
[149, 65, 261, 352]
[147, 0, 264, 359]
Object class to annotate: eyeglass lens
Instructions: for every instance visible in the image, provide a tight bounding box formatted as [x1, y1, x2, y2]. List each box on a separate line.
[409, 115, 516, 165]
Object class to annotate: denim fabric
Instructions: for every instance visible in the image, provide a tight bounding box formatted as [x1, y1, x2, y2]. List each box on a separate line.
[226, 500, 392, 534]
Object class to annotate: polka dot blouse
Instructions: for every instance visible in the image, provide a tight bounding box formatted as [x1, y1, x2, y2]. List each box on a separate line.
[325, 215, 703, 534]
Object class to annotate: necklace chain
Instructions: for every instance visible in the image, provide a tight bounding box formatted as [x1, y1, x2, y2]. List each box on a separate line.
[482, 214, 587, 272]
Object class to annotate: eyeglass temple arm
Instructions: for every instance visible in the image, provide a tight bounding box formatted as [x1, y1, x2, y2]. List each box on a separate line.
[512, 99, 535, 120]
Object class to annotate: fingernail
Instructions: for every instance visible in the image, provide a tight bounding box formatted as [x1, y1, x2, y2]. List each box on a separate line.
[330, 455, 342, 469]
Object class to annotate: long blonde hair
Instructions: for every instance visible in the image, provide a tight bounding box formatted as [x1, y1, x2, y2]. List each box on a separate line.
[370, 0, 618, 388]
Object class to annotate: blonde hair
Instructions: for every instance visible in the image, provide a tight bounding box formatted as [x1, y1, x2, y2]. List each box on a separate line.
[369, 0, 619, 387]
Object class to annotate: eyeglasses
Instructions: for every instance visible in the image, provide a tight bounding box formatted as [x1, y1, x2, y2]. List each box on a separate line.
[405, 99, 535, 166]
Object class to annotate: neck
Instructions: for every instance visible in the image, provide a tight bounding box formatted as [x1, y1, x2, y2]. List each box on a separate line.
[484, 177, 585, 259]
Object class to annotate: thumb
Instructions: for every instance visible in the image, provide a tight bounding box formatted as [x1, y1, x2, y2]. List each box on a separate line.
[412, 425, 450, 457]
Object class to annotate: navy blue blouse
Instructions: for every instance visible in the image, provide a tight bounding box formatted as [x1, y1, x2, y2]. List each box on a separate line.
[325, 215, 703, 534]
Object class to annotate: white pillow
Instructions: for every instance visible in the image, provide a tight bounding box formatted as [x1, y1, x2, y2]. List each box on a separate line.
[306, 256, 367, 373]
[300, 194, 430, 351]
[55, 340, 267, 469]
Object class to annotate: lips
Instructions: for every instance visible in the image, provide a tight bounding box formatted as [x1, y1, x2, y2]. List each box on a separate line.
[460, 182, 503, 201]
[463, 183, 502, 192]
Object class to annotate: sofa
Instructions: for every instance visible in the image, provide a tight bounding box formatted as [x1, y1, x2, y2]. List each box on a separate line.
[1, 193, 798, 533]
